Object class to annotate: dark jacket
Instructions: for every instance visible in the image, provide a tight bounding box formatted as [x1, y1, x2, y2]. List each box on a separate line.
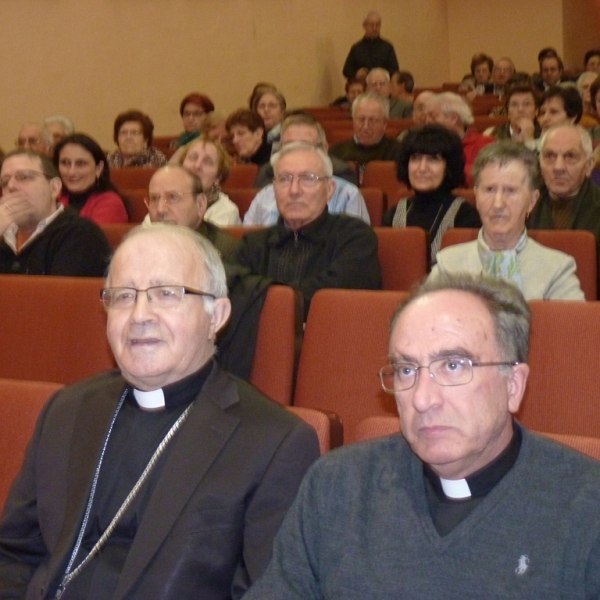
[197, 220, 241, 265]
[342, 36, 399, 78]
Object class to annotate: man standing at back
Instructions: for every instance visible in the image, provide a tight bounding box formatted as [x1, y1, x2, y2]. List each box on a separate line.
[0, 224, 319, 599]
[343, 11, 399, 81]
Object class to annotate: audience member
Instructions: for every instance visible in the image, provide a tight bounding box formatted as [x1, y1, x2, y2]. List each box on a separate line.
[342, 11, 399, 81]
[590, 77, 600, 142]
[538, 86, 583, 135]
[175, 92, 215, 149]
[175, 136, 241, 225]
[0, 149, 110, 276]
[432, 141, 584, 300]
[485, 84, 541, 147]
[245, 273, 600, 599]
[461, 53, 494, 98]
[54, 133, 128, 225]
[329, 92, 401, 181]
[15, 123, 53, 157]
[366, 68, 412, 118]
[144, 165, 239, 263]
[246, 113, 368, 225]
[200, 112, 228, 144]
[425, 92, 494, 185]
[330, 78, 365, 109]
[576, 72, 599, 128]
[487, 57, 515, 97]
[584, 49, 600, 74]
[253, 88, 286, 145]
[225, 109, 272, 167]
[411, 90, 435, 127]
[43, 115, 74, 145]
[107, 110, 167, 168]
[248, 82, 277, 110]
[382, 124, 480, 262]
[536, 52, 564, 91]
[0, 223, 319, 598]
[237, 142, 381, 318]
[527, 124, 600, 239]
[390, 70, 415, 103]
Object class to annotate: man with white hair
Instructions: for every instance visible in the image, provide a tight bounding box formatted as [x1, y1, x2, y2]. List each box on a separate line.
[15, 122, 54, 157]
[0, 224, 319, 599]
[366, 68, 412, 119]
[43, 115, 75, 145]
[343, 10, 399, 81]
[237, 142, 381, 318]
[426, 92, 494, 185]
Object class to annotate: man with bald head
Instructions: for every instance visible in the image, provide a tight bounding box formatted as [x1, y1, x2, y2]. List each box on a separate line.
[0, 224, 319, 599]
[244, 274, 600, 598]
[343, 10, 399, 81]
[145, 165, 239, 263]
[15, 123, 53, 157]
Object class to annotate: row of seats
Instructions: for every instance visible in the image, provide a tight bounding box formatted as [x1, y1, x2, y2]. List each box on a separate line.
[2, 276, 600, 444]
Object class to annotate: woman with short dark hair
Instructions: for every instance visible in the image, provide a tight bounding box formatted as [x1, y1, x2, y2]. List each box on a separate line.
[225, 109, 271, 166]
[176, 92, 215, 148]
[382, 124, 481, 262]
[107, 109, 167, 168]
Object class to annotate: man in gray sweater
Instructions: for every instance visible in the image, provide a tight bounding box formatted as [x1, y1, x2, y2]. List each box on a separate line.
[244, 273, 600, 599]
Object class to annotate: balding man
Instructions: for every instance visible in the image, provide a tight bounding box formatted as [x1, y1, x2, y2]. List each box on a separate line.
[245, 274, 600, 599]
[15, 123, 53, 157]
[366, 68, 412, 119]
[0, 224, 319, 599]
[343, 10, 399, 81]
[426, 92, 494, 185]
[486, 57, 516, 97]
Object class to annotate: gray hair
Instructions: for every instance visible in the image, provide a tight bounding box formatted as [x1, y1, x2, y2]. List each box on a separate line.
[366, 68, 391, 85]
[18, 122, 54, 148]
[426, 92, 474, 126]
[391, 273, 531, 363]
[2, 149, 59, 179]
[576, 71, 598, 94]
[280, 113, 327, 148]
[107, 224, 228, 314]
[43, 115, 75, 136]
[352, 91, 390, 119]
[271, 141, 333, 178]
[472, 141, 542, 191]
[540, 124, 593, 159]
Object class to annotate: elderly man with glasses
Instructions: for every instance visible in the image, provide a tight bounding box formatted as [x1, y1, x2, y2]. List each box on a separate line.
[237, 142, 381, 319]
[0, 224, 319, 599]
[245, 273, 600, 599]
[0, 149, 110, 276]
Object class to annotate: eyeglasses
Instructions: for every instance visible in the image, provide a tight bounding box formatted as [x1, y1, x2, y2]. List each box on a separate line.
[145, 191, 196, 206]
[100, 285, 215, 309]
[119, 129, 143, 137]
[0, 169, 48, 190]
[379, 356, 519, 393]
[182, 110, 205, 119]
[16, 137, 42, 148]
[273, 173, 330, 188]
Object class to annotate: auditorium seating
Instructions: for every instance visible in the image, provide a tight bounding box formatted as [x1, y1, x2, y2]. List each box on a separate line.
[111, 168, 158, 193]
[0, 276, 115, 384]
[226, 188, 258, 219]
[286, 406, 343, 453]
[221, 164, 259, 190]
[374, 227, 428, 290]
[362, 161, 410, 203]
[122, 188, 149, 222]
[293, 289, 407, 443]
[0, 379, 65, 509]
[441, 229, 598, 300]
[101, 223, 137, 249]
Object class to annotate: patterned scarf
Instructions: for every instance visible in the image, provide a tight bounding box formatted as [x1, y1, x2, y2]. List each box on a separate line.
[477, 228, 528, 290]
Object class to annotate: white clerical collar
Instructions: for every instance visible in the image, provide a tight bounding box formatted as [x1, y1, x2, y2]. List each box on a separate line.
[440, 477, 472, 499]
[133, 388, 166, 411]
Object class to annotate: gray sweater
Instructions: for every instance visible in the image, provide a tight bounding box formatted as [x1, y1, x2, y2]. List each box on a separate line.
[244, 426, 600, 599]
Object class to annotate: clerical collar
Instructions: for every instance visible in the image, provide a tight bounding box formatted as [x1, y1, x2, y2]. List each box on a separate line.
[424, 423, 522, 501]
[128, 359, 214, 411]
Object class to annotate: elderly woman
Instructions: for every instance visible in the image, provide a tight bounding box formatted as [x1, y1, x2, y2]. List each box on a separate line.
[430, 141, 584, 300]
[176, 92, 215, 148]
[107, 110, 167, 168]
[382, 124, 480, 263]
[177, 136, 241, 225]
[225, 109, 271, 166]
[576, 72, 599, 129]
[54, 133, 128, 224]
[538, 86, 583, 134]
[252, 88, 286, 144]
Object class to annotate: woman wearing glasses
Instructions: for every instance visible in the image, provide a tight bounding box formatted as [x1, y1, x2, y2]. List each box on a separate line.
[175, 92, 215, 149]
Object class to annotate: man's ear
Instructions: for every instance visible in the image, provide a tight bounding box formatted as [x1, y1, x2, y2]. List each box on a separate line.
[208, 297, 232, 340]
[507, 362, 529, 415]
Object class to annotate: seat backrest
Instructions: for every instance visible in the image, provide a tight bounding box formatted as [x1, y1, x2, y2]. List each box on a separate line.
[286, 406, 343, 453]
[518, 300, 600, 437]
[250, 285, 303, 406]
[0, 379, 64, 510]
[536, 431, 600, 461]
[122, 188, 149, 223]
[361, 188, 385, 226]
[441, 229, 597, 300]
[0, 275, 116, 384]
[374, 227, 428, 291]
[225, 188, 259, 219]
[362, 161, 405, 201]
[100, 223, 138, 250]
[294, 289, 407, 443]
[110, 168, 158, 193]
[221, 164, 259, 190]
[223, 225, 264, 240]
[355, 415, 401, 442]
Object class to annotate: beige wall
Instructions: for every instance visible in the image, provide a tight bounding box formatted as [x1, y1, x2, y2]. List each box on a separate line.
[562, 1, 600, 71]
[0, 0, 592, 153]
